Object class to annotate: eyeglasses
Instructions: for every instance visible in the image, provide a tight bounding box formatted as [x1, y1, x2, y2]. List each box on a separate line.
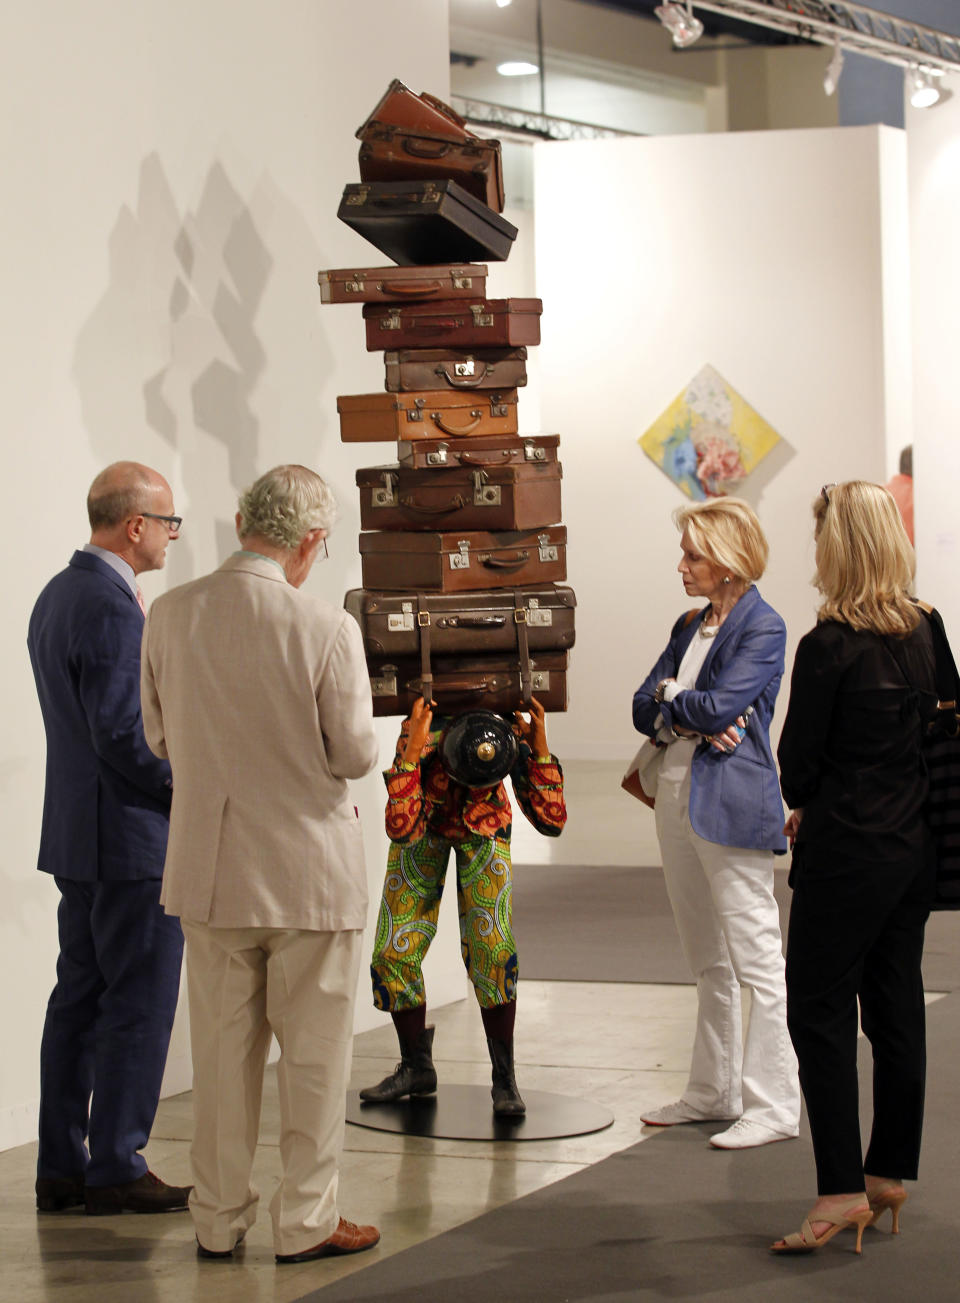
[140, 512, 183, 534]
[317, 537, 329, 561]
[820, 483, 836, 505]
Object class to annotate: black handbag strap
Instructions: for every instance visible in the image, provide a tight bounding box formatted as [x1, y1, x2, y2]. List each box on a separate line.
[916, 601, 960, 716]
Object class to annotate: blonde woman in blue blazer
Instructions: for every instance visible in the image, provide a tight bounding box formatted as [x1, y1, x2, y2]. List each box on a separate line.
[633, 498, 800, 1150]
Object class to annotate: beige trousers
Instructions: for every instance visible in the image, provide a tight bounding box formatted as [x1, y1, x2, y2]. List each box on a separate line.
[182, 922, 362, 1256]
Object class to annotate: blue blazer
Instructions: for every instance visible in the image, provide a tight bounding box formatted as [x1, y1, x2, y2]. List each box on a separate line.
[28, 551, 172, 881]
[633, 586, 787, 854]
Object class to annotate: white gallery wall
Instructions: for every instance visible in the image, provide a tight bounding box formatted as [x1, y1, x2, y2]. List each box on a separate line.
[0, 0, 462, 1151]
[531, 126, 910, 768]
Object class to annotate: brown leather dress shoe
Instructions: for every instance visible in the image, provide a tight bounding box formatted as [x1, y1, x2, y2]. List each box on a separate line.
[85, 1171, 192, 1215]
[275, 1217, 381, 1264]
[36, 1176, 85, 1212]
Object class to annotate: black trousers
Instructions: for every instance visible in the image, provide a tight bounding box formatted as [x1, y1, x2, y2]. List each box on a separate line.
[785, 845, 933, 1195]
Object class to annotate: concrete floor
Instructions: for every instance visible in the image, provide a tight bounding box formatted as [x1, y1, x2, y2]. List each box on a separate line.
[1, 978, 697, 1303]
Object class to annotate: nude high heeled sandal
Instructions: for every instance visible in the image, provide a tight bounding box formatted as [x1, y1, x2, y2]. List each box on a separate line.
[771, 1200, 873, 1255]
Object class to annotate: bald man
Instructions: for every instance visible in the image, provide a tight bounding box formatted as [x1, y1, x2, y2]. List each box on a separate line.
[28, 462, 190, 1215]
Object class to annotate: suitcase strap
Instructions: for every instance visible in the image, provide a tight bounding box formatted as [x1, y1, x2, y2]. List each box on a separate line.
[414, 592, 533, 710]
[417, 592, 434, 706]
[514, 589, 532, 706]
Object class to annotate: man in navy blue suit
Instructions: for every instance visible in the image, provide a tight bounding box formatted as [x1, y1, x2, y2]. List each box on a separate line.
[28, 461, 190, 1215]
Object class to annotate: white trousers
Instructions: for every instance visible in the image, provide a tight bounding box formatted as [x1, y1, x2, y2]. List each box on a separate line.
[654, 765, 800, 1134]
[183, 922, 362, 1256]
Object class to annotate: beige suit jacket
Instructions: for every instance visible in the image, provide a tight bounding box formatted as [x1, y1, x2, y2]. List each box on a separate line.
[141, 553, 379, 930]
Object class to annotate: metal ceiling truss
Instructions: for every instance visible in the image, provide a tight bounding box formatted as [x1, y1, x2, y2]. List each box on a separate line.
[690, 1, 960, 75]
[450, 95, 640, 141]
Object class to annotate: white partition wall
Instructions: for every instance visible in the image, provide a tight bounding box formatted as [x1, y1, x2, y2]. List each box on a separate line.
[0, 0, 462, 1151]
[531, 126, 911, 769]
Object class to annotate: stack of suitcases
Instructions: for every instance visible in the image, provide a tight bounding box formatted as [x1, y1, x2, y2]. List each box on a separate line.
[320, 79, 576, 717]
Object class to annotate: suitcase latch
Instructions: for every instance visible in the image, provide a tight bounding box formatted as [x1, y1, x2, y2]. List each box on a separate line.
[524, 441, 545, 462]
[451, 276, 474, 290]
[488, 398, 507, 418]
[426, 446, 449, 466]
[472, 471, 500, 507]
[370, 665, 398, 696]
[525, 598, 553, 627]
[344, 279, 364, 294]
[449, 540, 471, 570]
[470, 305, 494, 328]
[453, 360, 476, 377]
[406, 398, 425, 423]
[387, 612, 415, 633]
[531, 671, 550, 690]
[372, 473, 398, 508]
[383, 311, 402, 331]
[344, 189, 369, 206]
[538, 534, 559, 563]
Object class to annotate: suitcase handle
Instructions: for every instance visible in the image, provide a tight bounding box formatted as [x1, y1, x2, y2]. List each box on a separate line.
[420, 91, 470, 131]
[431, 411, 482, 436]
[437, 363, 490, 388]
[409, 675, 505, 695]
[399, 493, 467, 515]
[380, 279, 443, 296]
[371, 193, 423, 207]
[479, 551, 529, 570]
[402, 136, 453, 159]
[456, 450, 513, 466]
[434, 614, 507, 629]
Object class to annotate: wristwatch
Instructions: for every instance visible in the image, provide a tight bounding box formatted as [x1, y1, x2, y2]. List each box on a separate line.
[654, 679, 669, 704]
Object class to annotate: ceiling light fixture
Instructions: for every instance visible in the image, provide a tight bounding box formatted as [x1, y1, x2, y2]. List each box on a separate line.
[823, 39, 844, 96]
[654, 1, 705, 49]
[496, 60, 540, 76]
[495, 0, 512, 7]
[909, 65, 942, 109]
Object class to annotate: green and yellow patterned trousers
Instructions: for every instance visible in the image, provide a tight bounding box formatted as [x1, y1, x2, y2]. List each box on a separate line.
[370, 830, 518, 1011]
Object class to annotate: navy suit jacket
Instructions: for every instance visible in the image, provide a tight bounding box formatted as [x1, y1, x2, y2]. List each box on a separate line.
[28, 550, 172, 881]
[633, 586, 788, 854]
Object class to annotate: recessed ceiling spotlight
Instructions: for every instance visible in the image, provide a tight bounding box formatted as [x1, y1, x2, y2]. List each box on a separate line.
[909, 65, 942, 109]
[497, 61, 539, 76]
[495, 0, 513, 7]
[654, 1, 704, 50]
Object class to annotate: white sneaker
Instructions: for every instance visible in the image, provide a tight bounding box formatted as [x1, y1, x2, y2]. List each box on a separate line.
[709, 1118, 799, 1149]
[641, 1100, 735, 1127]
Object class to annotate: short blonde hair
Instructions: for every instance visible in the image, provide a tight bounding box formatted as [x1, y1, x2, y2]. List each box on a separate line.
[673, 497, 769, 584]
[813, 480, 918, 635]
[237, 464, 338, 549]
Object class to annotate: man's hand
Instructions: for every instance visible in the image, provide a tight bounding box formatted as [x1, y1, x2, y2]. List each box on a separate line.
[402, 696, 434, 765]
[513, 697, 549, 756]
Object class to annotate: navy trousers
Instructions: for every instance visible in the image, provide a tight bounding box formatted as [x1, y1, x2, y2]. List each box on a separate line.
[38, 877, 184, 1187]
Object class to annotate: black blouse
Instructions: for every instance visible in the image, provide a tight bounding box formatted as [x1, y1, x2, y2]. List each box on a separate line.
[778, 616, 937, 864]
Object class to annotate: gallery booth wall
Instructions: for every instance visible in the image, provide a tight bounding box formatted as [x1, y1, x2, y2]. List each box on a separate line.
[3, 0, 960, 1152]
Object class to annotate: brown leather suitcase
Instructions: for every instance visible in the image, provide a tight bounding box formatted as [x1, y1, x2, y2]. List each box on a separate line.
[345, 586, 576, 658]
[359, 525, 567, 593]
[358, 126, 505, 213]
[356, 79, 473, 143]
[355, 461, 562, 532]
[366, 650, 570, 716]
[318, 263, 487, 305]
[338, 390, 518, 443]
[363, 297, 541, 352]
[384, 346, 527, 392]
[338, 180, 517, 266]
[397, 433, 560, 470]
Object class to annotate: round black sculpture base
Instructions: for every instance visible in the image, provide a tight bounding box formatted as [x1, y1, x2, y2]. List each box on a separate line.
[345, 1085, 614, 1142]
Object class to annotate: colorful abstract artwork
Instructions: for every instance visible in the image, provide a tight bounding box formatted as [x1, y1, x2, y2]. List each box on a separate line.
[639, 365, 782, 500]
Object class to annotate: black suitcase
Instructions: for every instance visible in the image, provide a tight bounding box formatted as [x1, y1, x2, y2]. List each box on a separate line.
[338, 179, 518, 266]
[355, 461, 562, 532]
[366, 650, 570, 716]
[345, 586, 576, 657]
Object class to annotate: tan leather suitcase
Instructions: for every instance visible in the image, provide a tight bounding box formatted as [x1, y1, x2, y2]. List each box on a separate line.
[355, 461, 562, 532]
[356, 79, 473, 143]
[317, 263, 486, 305]
[358, 525, 567, 593]
[384, 346, 527, 392]
[358, 126, 505, 213]
[337, 390, 518, 443]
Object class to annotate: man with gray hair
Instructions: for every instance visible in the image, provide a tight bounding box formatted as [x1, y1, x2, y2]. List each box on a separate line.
[28, 461, 189, 1215]
[141, 464, 381, 1264]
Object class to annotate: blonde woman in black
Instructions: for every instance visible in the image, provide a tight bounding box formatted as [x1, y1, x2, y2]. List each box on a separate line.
[774, 481, 938, 1255]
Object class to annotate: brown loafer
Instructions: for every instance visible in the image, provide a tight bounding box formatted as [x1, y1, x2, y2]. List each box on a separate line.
[85, 1171, 192, 1215]
[36, 1176, 85, 1212]
[275, 1216, 380, 1264]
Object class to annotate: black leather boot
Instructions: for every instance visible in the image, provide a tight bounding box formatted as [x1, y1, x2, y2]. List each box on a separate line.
[359, 1026, 437, 1101]
[486, 1036, 526, 1116]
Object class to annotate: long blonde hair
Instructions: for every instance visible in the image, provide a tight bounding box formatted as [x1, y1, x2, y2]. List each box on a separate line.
[813, 480, 919, 634]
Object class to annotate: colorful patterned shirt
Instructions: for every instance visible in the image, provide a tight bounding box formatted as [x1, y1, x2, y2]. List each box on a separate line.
[384, 719, 566, 845]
